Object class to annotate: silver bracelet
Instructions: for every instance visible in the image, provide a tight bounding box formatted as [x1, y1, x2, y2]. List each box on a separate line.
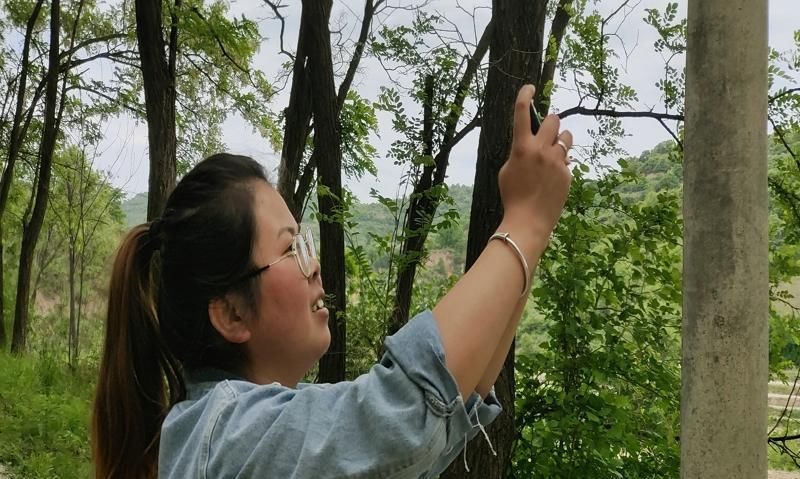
[489, 232, 530, 298]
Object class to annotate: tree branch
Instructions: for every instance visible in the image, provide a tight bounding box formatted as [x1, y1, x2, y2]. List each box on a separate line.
[190, 6, 253, 80]
[336, 0, 382, 112]
[438, 113, 481, 160]
[262, 0, 295, 62]
[657, 117, 683, 150]
[769, 116, 798, 166]
[168, 0, 181, 79]
[769, 87, 800, 104]
[74, 84, 145, 116]
[439, 17, 493, 148]
[58, 33, 128, 60]
[559, 105, 684, 121]
[769, 367, 800, 438]
[535, 0, 574, 114]
[769, 434, 800, 443]
[63, 50, 140, 72]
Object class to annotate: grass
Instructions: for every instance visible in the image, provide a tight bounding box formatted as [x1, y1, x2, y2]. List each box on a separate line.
[0, 350, 96, 479]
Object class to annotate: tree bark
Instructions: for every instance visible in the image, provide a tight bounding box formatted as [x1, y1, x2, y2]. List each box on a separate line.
[11, 0, 61, 354]
[0, 0, 45, 348]
[136, 0, 179, 221]
[303, 0, 347, 383]
[442, 0, 547, 477]
[681, 0, 769, 477]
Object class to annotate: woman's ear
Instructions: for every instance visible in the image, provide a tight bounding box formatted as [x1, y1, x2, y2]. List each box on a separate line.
[208, 295, 251, 344]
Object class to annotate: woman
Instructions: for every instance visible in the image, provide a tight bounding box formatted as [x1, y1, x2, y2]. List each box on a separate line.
[91, 85, 573, 478]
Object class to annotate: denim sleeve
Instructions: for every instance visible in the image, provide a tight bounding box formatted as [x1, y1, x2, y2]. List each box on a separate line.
[201, 310, 502, 479]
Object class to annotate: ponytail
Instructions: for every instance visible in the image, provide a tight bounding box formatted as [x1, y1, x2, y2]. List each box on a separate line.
[92, 153, 269, 477]
[91, 224, 184, 479]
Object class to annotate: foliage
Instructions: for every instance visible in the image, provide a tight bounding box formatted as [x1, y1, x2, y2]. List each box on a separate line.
[0, 350, 95, 479]
[512, 164, 683, 478]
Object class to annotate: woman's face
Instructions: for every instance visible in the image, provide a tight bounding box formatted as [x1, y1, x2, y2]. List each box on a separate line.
[239, 181, 331, 386]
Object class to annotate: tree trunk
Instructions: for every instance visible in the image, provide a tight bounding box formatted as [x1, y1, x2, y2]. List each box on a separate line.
[276, 14, 312, 220]
[534, 0, 574, 115]
[303, 0, 347, 383]
[441, 1, 547, 477]
[76, 251, 87, 366]
[136, 0, 179, 221]
[388, 75, 435, 336]
[681, 0, 768, 477]
[11, 0, 61, 354]
[0, 0, 45, 348]
[68, 244, 77, 368]
[278, 0, 378, 221]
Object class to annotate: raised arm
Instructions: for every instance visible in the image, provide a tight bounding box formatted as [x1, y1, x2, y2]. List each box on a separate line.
[433, 85, 573, 399]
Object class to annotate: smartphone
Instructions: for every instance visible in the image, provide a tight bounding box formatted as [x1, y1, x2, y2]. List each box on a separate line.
[530, 100, 543, 135]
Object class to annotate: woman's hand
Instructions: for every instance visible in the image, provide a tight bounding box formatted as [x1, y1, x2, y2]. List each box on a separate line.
[499, 85, 573, 242]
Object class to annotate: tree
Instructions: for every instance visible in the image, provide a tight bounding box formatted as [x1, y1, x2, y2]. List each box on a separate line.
[299, 0, 347, 383]
[11, 0, 62, 353]
[681, 0, 769, 477]
[272, 0, 382, 382]
[49, 146, 123, 367]
[387, 17, 492, 336]
[442, 1, 549, 476]
[0, 0, 45, 348]
[274, 0, 382, 222]
[0, 0, 131, 350]
[135, 0, 179, 221]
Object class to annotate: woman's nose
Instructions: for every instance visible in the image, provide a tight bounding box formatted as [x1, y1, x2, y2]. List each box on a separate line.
[309, 255, 322, 281]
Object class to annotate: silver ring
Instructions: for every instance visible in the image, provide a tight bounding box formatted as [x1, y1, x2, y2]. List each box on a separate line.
[556, 138, 569, 156]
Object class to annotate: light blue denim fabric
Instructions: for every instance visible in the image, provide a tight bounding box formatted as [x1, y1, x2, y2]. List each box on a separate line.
[158, 310, 502, 478]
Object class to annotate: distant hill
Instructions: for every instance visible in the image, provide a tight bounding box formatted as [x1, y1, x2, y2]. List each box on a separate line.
[120, 139, 774, 236]
[122, 192, 148, 227]
[120, 184, 475, 238]
[616, 140, 682, 203]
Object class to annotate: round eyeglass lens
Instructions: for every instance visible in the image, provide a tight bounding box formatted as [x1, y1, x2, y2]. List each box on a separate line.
[296, 233, 311, 276]
[305, 229, 317, 259]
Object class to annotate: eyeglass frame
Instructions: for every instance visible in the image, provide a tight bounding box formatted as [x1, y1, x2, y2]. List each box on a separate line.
[236, 228, 318, 283]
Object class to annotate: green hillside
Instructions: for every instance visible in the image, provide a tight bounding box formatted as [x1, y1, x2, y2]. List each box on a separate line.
[122, 192, 148, 227]
[120, 138, 785, 261]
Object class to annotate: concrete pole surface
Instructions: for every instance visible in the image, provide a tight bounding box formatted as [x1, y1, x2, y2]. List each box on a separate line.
[682, 0, 769, 478]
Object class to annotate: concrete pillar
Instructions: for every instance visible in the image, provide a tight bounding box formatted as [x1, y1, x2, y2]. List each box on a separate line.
[682, 0, 769, 478]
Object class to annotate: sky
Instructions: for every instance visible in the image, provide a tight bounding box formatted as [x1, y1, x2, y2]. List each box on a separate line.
[98, 0, 798, 202]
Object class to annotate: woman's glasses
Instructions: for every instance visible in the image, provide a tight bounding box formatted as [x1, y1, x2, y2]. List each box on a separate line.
[238, 229, 318, 282]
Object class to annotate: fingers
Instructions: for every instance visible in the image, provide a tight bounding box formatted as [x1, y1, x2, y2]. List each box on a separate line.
[511, 84, 574, 168]
[558, 130, 573, 150]
[556, 130, 573, 164]
[513, 84, 536, 141]
[537, 113, 561, 146]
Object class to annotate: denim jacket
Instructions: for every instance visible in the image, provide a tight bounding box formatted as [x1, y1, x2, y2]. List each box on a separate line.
[158, 310, 502, 478]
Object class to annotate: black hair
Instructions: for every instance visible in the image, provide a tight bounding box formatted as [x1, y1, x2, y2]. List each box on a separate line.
[93, 153, 269, 479]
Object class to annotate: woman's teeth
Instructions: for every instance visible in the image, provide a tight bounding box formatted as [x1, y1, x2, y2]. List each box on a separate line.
[311, 298, 325, 312]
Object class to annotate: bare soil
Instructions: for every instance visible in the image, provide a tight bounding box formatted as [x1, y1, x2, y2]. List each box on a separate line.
[770, 471, 800, 479]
